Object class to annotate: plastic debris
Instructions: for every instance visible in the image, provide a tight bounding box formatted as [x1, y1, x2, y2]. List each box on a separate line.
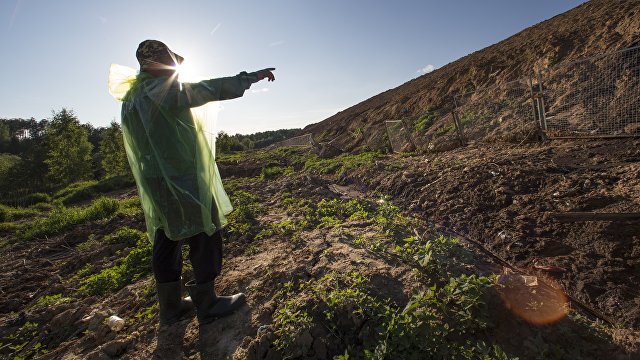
[108, 315, 125, 332]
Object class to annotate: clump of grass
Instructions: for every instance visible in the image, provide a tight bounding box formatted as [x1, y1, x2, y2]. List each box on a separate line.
[78, 228, 150, 296]
[105, 226, 145, 246]
[53, 176, 135, 206]
[117, 196, 143, 216]
[18, 196, 119, 241]
[260, 165, 294, 180]
[414, 107, 437, 133]
[31, 294, 73, 309]
[303, 152, 380, 175]
[0, 204, 41, 222]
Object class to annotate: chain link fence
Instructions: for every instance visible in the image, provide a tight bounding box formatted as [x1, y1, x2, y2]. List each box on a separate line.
[267, 133, 314, 150]
[540, 46, 640, 138]
[453, 77, 538, 143]
[385, 120, 415, 153]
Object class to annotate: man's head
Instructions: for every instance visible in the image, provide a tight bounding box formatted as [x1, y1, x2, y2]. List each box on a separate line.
[136, 40, 184, 77]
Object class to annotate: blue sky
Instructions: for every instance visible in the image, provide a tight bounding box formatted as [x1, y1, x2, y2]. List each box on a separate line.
[0, 0, 586, 134]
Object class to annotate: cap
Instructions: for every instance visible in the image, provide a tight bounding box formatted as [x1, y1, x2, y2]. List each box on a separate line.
[136, 40, 184, 69]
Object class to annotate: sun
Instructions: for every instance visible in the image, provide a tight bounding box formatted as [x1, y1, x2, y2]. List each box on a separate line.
[174, 60, 201, 83]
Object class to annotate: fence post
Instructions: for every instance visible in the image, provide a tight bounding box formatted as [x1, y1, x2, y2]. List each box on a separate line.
[536, 70, 548, 132]
[528, 76, 545, 141]
[451, 111, 465, 146]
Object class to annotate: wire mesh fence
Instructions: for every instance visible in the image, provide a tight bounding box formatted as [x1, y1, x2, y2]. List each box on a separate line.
[540, 46, 640, 138]
[385, 120, 415, 153]
[267, 133, 314, 149]
[453, 77, 538, 143]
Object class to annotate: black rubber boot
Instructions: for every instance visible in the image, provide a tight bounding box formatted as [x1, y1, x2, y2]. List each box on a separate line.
[185, 280, 246, 324]
[156, 281, 195, 326]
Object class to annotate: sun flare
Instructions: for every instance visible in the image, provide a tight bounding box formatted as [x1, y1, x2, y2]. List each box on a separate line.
[174, 61, 202, 83]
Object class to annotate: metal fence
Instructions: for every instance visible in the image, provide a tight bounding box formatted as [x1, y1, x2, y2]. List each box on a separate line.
[267, 133, 314, 149]
[453, 77, 538, 143]
[385, 120, 415, 153]
[539, 46, 640, 138]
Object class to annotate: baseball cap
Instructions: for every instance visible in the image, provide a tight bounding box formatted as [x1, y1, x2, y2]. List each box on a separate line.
[136, 40, 184, 69]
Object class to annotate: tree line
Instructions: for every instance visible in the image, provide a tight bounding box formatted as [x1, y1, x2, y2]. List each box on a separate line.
[0, 109, 301, 198]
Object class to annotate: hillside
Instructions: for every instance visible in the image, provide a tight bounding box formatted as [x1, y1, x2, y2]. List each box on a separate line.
[1, 0, 640, 358]
[302, 0, 640, 151]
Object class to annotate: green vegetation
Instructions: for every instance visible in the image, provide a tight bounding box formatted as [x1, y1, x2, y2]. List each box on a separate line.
[303, 152, 380, 175]
[0, 204, 41, 222]
[53, 176, 134, 206]
[414, 107, 437, 133]
[226, 190, 262, 236]
[32, 293, 73, 309]
[99, 121, 131, 178]
[78, 228, 150, 296]
[18, 196, 119, 241]
[260, 165, 293, 180]
[216, 128, 302, 153]
[44, 109, 94, 187]
[0, 321, 47, 358]
[271, 270, 508, 359]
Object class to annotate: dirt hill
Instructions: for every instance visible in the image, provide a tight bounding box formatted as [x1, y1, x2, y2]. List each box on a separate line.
[302, 0, 640, 152]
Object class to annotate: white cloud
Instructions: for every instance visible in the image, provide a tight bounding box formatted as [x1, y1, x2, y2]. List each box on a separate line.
[210, 23, 222, 35]
[269, 40, 285, 47]
[251, 87, 269, 94]
[417, 64, 435, 74]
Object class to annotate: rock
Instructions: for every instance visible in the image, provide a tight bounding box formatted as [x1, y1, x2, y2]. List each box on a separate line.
[101, 338, 133, 357]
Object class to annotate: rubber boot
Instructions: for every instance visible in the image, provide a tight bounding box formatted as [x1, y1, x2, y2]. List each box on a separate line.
[156, 281, 195, 326]
[185, 280, 246, 324]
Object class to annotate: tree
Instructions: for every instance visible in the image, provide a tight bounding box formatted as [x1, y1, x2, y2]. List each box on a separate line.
[44, 109, 93, 187]
[100, 121, 130, 178]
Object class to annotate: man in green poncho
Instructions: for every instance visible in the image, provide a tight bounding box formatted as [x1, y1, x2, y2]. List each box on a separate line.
[118, 40, 274, 342]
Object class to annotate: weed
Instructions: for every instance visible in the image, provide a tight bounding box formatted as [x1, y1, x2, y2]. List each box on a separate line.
[414, 107, 437, 133]
[303, 152, 380, 175]
[260, 165, 294, 180]
[78, 228, 151, 296]
[1, 321, 47, 358]
[117, 196, 143, 216]
[53, 176, 135, 206]
[32, 294, 73, 309]
[18, 196, 119, 241]
[0, 204, 40, 222]
[226, 190, 261, 236]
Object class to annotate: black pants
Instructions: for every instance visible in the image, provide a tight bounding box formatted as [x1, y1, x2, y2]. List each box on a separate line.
[152, 229, 223, 285]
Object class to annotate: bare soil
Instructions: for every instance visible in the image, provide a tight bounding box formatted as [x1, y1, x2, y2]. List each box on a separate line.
[0, 138, 639, 359]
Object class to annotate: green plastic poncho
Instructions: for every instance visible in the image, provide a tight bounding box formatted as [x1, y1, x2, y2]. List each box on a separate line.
[108, 64, 258, 241]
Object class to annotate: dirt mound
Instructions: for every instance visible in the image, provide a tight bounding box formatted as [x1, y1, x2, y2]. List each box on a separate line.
[301, 0, 640, 152]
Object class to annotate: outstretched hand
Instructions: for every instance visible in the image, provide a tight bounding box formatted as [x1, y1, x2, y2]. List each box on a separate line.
[256, 68, 276, 82]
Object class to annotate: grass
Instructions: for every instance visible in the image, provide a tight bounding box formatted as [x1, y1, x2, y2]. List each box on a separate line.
[414, 107, 437, 133]
[78, 227, 151, 296]
[270, 270, 508, 359]
[53, 175, 135, 206]
[17, 196, 119, 241]
[0, 204, 41, 222]
[31, 294, 73, 309]
[303, 152, 380, 175]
